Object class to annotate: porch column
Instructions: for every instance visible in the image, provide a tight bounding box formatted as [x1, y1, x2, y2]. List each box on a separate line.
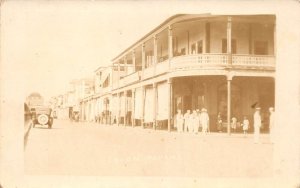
[153, 35, 158, 73]
[131, 88, 135, 127]
[132, 50, 136, 72]
[153, 83, 157, 130]
[227, 75, 232, 135]
[168, 25, 173, 59]
[142, 43, 146, 76]
[117, 61, 121, 87]
[249, 23, 252, 54]
[227, 16, 232, 65]
[117, 92, 120, 126]
[141, 86, 145, 129]
[167, 78, 173, 132]
[124, 56, 127, 75]
[124, 91, 127, 126]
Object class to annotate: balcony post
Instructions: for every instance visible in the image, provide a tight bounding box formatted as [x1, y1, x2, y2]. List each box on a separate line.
[141, 86, 145, 129]
[227, 17, 232, 65]
[117, 92, 120, 126]
[131, 88, 135, 127]
[124, 56, 127, 75]
[167, 78, 173, 132]
[153, 35, 158, 74]
[227, 75, 232, 135]
[142, 43, 146, 76]
[124, 91, 127, 126]
[117, 61, 121, 87]
[273, 23, 276, 56]
[132, 50, 136, 72]
[168, 25, 173, 59]
[153, 83, 157, 130]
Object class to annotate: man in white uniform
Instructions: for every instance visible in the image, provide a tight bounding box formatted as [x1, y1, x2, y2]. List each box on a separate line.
[253, 107, 262, 144]
[191, 110, 199, 134]
[183, 110, 191, 132]
[174, 109, 184, 133]
[269, 107, 275, 143]
[200, 108, 209, 134]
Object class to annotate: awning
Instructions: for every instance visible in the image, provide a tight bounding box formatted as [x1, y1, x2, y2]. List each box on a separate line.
[157, 82, 169, 120]
[134, 88, 143, 119]
[144, 87, 154, 123]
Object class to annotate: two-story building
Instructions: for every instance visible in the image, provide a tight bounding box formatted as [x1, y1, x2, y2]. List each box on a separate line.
[108, 14, 275, 133]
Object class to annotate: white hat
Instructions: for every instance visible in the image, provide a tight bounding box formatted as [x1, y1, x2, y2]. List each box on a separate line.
[255, 107, 261, 110]
[269, 107, 274, 111]
[201, 108, 207, 112]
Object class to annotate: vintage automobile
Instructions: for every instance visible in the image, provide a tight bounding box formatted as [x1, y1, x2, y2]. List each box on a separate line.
[31, 107, 53, 129]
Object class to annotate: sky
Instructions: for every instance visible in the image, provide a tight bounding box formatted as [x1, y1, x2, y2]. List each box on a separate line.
[1, 0, 290, 102]
[1, 1, 174, 101]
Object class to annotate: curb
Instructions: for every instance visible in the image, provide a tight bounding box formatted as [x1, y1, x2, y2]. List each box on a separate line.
[24, 120, 32, 148]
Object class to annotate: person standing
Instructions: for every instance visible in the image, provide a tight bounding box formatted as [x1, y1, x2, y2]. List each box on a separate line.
[269, 107, 275, 143]
[183, 110, 191, 132]
[174, 109, 184, 133]
[242, 116, 249, 135]
[217, 112, 223, 132]
[231, 117, 237, 133]
[200, 108, 209, 134]
[253, 107, 262, 143]
[192, 110, 200, 134]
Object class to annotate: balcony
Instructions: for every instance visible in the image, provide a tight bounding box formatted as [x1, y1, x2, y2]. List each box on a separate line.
[118, 71, 141, 88]
[171, 54, 228, 70]
[113, 54, 275, 89]
[232, 55, 275, 68]
[170, 54, 275, 71]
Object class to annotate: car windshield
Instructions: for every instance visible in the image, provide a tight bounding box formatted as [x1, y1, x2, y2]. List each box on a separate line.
[35, 107, 51, 115]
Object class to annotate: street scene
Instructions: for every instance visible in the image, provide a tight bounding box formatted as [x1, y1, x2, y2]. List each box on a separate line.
[22, 13, 278, 178]
[25, 119, 273, 177]
[2, 1, 299, 187]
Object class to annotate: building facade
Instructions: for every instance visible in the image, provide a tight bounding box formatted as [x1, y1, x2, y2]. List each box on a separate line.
[94, 14, 275, 133]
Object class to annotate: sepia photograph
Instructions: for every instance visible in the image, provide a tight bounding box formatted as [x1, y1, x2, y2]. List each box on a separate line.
[0, 0, 300, 187]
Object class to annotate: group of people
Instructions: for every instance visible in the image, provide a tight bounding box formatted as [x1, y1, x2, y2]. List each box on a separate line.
[175, 106, 276, 144]
[253, 107, 275, 144]
[217, 114, 250, 134]
[174, 108, 210, 134]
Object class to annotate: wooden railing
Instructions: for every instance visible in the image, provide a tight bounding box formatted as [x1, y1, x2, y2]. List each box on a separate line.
[118, 71, 140, 88]
[232, 55, 275, 67]
[171, 54, 228, 70]
[142, 66, 155, 79]
[156, 60, 169, 75]
[114, 54, 275, 87]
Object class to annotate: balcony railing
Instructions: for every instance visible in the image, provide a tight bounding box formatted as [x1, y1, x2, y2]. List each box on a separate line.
[232, 55, 275, 67]
[113, 54, 275, 89]
[170, 54, 275, 70]
[118, 71, 140, 88]
[171, 54, 228, 70]
[156, 60, 169, 75]
[143, 66, 155, 79]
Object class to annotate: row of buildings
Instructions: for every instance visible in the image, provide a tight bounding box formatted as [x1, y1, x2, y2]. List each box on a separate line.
[51, 14, 275, 133]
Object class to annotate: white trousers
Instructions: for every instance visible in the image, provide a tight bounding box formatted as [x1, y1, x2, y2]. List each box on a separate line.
[254, 126, 260, 143]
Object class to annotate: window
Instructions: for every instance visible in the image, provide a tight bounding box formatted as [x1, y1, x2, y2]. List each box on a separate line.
[222, 39, 237, 54]
[254, 41, 268, 55]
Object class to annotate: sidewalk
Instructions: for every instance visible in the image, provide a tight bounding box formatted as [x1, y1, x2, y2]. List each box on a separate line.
[63, 119, 271, 142]
[24, 120, 32, 148]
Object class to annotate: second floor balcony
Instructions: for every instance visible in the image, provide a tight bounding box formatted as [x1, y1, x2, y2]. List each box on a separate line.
[113, 14, 276, 88]
[115, 53, 275, 88]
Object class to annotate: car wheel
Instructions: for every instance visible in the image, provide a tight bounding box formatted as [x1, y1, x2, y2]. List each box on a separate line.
[37, 114, 49, 125]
